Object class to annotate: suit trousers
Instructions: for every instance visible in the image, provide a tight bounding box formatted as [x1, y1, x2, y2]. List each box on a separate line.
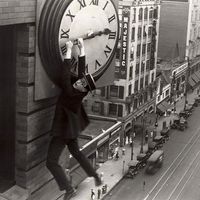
[46, 136, 98, 191]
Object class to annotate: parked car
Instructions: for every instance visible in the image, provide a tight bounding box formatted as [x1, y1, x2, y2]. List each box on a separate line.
[160, 127, 170, 140]
[145, 150, 164, 174]
[125, 160, 139, 178]
[137, 153, 149, 169]
[153, 135, 165, 148]
[171, 118, 187, 131]
[179, 111, 190, 119]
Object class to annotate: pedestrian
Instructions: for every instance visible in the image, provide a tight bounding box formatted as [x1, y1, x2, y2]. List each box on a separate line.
[143, 181, 146, 191]
[145, 131, 148, 144]
[97, 188, 101, 199]
[91, 189, 95, 200]
[115, 151, 119, 160]
[122, 148, 125, 155]
[46, 39, 103, 200]
[102, 185, 105, 194]
[104, 184, 108, 193]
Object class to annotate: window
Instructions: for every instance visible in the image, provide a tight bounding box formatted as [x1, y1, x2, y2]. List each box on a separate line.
[131, 27, 135, 41]
[143, 26, 146, 38]
[147, 43, 151, 52]
[133, 8, 136, 22]
[109, 103, 117, 115]
[145, 75, 149, 86]
[165, 89, 169, 96]
[138, 27, 142, 39]
[92, 101, 102, 113]
[142, 43, 146, 55]
[101, 87, 105, 97]
[110, 85, 124, 99]
[110, 85, 118, 97]
[136, 63, 140, 75]
[141, 62, 145, 74]
[146, 60, 150, 71]
[133, 98, 138, 109]
[151, 72, 154, 82]
[130, 52, 134, 60]
[148, 27, 152, 36]
[140, 77, 144, 89]
[134, 80, 138, 92]
[116, 48, 120, 59]
[149, 9, 153, 19]
[144, 7, 148, 20]
[129, 66, 133, 79]
[139, 8, 143, 21]
[108, 103, 123, 117]
[128, 84, 132, 95]
[137, 44, 141, 57]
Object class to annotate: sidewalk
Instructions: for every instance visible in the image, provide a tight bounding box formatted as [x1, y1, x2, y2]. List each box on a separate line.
[59, 89, 199, 200]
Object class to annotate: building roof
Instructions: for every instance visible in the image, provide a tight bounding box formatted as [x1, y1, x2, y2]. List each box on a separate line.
[78, 118, 117, 147]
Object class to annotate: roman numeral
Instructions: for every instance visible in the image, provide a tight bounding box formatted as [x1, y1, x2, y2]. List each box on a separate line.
[109, 31, 116, 39]
[103, 1, 109, 10]
[95, 60, 101, 70]
[60, 29, 70, 39]
[77, 0, 86, 9]
[108, 15, 115, 23]
[90, 0, 99, 5]
[104, 45, 112, 58]
[61, 45, 67, 55]
[66, 10, 75, 22]
[71, 57, 78, 70]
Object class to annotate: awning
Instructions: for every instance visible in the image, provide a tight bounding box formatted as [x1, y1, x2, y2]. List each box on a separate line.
[188, 77, 196, 88]
[191, 74, 199, 83]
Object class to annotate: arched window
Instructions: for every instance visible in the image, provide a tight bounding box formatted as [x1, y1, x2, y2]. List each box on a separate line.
[139, 8, 143, 21]
[144, 7, 148, 20]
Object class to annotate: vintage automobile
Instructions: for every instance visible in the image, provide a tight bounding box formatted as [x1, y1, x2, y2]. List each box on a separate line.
[153, 135, 165, 148]
[179, 110, 191, 119]
[125, 160, 139, 178]
[160, 127, 170, 140]
[171, 118, 187, 131]
[137, 153, 149, 169]
[145, 150, 164, 174]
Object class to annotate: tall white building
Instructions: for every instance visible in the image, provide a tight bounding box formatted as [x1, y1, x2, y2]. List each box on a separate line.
[85, 0, 161, 138]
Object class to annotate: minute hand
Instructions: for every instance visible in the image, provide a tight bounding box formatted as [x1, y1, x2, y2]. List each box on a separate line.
[72, 29, 111, 45]
[83, 28, 111, 40]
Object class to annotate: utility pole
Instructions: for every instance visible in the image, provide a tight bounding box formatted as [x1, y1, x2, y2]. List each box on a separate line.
[131, 129, 135, 160]
[140, 115, 145, 153]
[184, 57, 190, 110]
[171, 71, 176, 112]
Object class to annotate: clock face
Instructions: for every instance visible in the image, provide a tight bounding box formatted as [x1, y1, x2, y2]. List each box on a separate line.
[38, 0, 119, 85]
[58, 0, 119, 77]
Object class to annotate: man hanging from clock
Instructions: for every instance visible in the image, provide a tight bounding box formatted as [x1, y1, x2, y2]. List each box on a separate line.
[46, 38, 103, 200]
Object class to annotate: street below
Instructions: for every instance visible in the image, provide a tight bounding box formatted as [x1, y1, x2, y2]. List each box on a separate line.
[103, 106, 200, 200]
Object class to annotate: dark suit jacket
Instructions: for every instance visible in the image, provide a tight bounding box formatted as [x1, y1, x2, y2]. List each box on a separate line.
[52, 56, 89, 139]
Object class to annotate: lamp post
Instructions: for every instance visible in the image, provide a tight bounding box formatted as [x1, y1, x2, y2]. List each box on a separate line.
[140, 114, 145, 153]
[131, 129, 135, 160]
[171, 71, 176, 113]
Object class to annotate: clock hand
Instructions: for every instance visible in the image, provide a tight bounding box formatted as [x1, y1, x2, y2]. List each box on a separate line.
[73, 28, 111, 45]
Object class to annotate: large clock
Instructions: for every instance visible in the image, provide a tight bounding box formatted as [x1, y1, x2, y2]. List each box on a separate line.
[38, 0, 119, 86]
